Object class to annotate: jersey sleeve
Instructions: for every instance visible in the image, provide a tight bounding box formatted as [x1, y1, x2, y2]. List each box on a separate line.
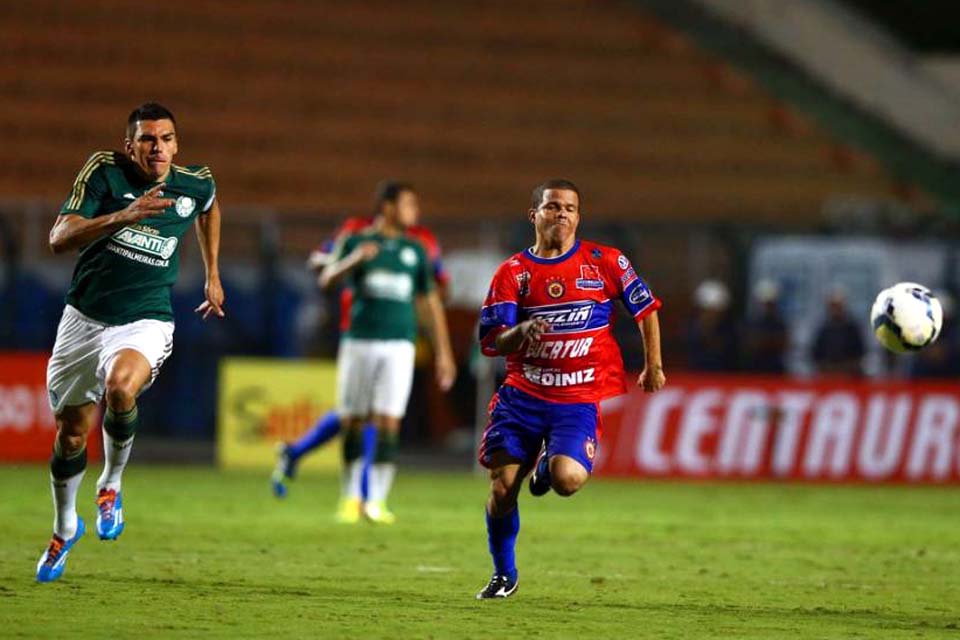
[607, 249, 661, 321]
[411, 227, 451, 287]
[201, 174, 217, 213]
[60, 153, 111, 218]
[414, 242, 434, 295]
[478, 261, 521, 357]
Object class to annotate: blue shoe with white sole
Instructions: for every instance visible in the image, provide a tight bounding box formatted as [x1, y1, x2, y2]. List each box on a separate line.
[96, 488, 124, 540]
[36, 517, 85, 583]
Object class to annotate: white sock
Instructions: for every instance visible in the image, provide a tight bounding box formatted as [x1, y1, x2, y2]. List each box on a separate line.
[97, 429, 134, 492]
[52, 470, 85, 539]
[342, 459, 364, 500]
[368, 463, 396, 503]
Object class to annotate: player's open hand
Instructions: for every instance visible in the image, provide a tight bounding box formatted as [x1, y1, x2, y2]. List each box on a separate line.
[122, 185, 174, 224]
[195, 278, 226, 320]
[638, 364, 665, 393]
[436, 353, 457, 392]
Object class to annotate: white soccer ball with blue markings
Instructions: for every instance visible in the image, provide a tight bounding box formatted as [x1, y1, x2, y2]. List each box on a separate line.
[870, 282, 943, 353]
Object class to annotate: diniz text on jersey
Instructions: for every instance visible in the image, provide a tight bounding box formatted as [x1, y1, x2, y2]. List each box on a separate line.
[522, 364, 596, 387]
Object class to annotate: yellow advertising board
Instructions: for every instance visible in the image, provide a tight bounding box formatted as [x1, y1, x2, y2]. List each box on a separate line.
[217, 358, 340, 471]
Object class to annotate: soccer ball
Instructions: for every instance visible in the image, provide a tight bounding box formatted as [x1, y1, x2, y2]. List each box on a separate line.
[870, 282, 943, 353]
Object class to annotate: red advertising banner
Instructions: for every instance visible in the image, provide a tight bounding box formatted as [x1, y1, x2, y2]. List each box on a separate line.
[0, 353, 101, 462]
[596, 374, 960, 483]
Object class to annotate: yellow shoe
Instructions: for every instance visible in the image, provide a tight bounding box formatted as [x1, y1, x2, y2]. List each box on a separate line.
[335, 497, 362, 524]
[363, 501, 396, 525]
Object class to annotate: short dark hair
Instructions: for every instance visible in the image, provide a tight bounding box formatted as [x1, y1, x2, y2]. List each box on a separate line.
[530, 179, 581, 210]
[373, 179, 415, 214]
[126, 102, 176, 139]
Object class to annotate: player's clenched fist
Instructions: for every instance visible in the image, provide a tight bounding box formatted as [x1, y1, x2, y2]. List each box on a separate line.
[519, 318, 550, 343]
[638, 364, 665, 393]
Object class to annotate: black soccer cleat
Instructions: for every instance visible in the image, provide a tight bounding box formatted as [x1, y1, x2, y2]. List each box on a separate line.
[528, 450, 551, 497]
[476, 573, 519, 600]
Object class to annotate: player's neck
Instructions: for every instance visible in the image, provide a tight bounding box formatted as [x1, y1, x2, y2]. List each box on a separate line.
[374, 215, 404, 237]
[531, 235, 576, 259]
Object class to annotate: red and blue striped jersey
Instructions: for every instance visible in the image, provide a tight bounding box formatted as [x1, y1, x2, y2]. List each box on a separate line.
[479, 239, 661, 403]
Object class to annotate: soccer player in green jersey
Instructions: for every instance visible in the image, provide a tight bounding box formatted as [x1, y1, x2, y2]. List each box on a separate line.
[36, 103, 225, 582]
[319, 181, 457, 524]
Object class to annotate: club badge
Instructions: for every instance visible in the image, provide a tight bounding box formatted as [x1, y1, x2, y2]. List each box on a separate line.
[546, 277, 565, 299]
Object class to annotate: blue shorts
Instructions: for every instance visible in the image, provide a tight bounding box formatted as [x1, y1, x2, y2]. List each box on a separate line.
[478, 385, 600, 472]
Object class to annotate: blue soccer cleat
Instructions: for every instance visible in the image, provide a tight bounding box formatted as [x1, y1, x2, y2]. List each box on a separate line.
[271, 443, 296, 498]
[96, 488, 124, 540]
[476, 573, 519, 599]
[36, 518, 86, 583]
[528, 449, 552, 497]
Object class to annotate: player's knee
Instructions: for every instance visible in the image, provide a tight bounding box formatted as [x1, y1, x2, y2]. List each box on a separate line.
[104, 374, 139, 410]
[56, 429, 87, 456]
[551, 470, 588, 497]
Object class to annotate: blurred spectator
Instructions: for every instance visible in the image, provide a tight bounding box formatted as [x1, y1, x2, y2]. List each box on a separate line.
[812, 285, 864, 377]
[687, 279, 739, 371]
[910, 290, 960, 378]
[741, 279, 787, 374]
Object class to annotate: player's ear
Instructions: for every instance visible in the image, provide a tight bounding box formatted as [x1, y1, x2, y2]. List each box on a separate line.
[527, 208, 537, 224]
[123, 137, 133, 156]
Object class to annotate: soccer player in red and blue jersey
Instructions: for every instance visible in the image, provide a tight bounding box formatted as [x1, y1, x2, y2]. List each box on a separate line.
[475, 179, 665, 598]
[271, 182, 450, 501]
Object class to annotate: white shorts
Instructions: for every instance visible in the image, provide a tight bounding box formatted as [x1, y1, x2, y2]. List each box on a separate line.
[336, 338, 416, 419]
[46, 305, 174, 414]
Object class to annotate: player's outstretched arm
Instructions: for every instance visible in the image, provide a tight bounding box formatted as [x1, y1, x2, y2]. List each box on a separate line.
[416, 291, 457, 391]
[194, 198, 225, 320]
[318, 242, 379, 291]
[49, 185, 172, 254]
[637, 310, 665, 392]
[493, 318, 550, 355]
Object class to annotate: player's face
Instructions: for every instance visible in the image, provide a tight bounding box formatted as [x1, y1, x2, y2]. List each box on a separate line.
[125, 119, 178, 181]
[388, 190, 420, 228]
[530, 189, 580, 244]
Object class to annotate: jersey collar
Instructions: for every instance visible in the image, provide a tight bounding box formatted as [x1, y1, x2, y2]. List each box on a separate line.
[524, 239, 580, 265]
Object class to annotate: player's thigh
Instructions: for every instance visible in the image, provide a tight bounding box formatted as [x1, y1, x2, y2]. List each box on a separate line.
[47, 305, 106, 414]
[99, 317, 174, 397]
[336, 338, 378, 418]
[544, 400, 600, 478]
[477, 386, 546, 470]
[370, 340, 415, 419]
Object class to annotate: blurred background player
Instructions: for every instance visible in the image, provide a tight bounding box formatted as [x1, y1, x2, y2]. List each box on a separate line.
[315, 181, 456, 524]
[475, 179, 665, 599]
[37, 103, 224, 582]
[271, 181, 450, 498]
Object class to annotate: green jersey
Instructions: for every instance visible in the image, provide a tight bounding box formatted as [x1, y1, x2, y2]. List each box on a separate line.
[337, 229, 433, 342]
[59, 151, 216, 325]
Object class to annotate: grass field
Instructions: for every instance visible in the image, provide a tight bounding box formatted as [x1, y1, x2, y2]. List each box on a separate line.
[2, 465, 960, 639]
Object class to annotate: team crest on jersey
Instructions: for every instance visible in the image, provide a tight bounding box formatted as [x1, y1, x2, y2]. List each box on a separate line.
[546, 277, 565, 298]
[584, 437, 597, 461]
[400, 247, 418, 266]
[617, 255, 629, 270]
[175, 196, 195, 218]
[576, 264, 604, 290]
[516, 271, 531, 297]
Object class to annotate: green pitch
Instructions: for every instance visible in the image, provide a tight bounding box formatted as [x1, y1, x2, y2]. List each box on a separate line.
[1, 465, 959, 639]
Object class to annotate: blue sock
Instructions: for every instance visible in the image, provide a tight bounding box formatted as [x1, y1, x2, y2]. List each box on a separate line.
[288, 411, 342, 462]
[360, 424, 377, 501]
[486, 508, 520, 580]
